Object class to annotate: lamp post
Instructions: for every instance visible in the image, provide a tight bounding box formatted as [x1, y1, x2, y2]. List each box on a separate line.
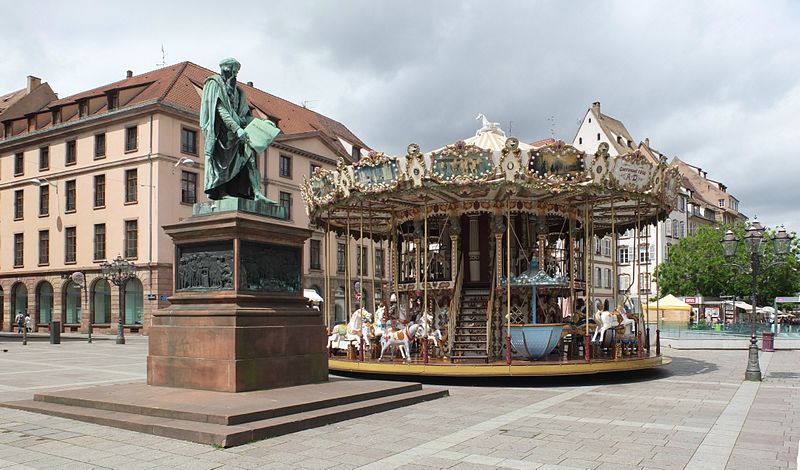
[100, 255, 137, 345]
[721, 220, 793, 381]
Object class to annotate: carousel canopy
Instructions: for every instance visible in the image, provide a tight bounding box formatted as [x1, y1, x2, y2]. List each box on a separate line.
[301, 116, 680, 239]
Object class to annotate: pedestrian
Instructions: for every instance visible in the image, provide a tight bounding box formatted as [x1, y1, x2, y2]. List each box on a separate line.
[25, 312, 32, 333]
[15, 312, 24, 334]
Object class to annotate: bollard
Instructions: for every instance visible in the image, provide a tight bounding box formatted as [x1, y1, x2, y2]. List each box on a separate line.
[50, 321, 61, 344]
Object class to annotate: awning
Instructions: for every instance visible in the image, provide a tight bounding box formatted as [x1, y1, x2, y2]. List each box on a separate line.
[645, 294, 692, 311]
[303, 289, 323, 303]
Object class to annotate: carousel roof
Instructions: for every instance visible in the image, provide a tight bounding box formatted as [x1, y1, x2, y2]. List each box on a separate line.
[301, 116, 681, 239]
[429, 115, 536, 154]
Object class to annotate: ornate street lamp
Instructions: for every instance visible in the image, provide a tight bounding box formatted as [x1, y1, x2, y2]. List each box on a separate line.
[100, 255, 137, 345]
[720, 219, 794, 381]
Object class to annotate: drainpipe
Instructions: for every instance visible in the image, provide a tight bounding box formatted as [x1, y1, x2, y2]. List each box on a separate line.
[148, 113, 154, 300]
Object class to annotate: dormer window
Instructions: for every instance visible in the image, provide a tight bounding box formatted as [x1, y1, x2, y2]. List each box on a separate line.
[78, 100, 88, 117]
[52, 108, 61, 125]
[4, 122, 12, 137]
[352, 145, 361, 160]
[107, 92, 119, 111]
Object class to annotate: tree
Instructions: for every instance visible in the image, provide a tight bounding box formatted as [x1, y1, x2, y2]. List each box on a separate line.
[656, 222, 800, 306]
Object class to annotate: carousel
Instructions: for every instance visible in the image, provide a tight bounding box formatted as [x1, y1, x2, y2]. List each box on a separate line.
[301, 117, 677, 377]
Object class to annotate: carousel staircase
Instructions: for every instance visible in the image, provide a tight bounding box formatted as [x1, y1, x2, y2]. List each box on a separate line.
[451, 288, 489, 363]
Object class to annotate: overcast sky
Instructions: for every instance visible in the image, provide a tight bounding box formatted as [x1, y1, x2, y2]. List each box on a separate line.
[2, 0, 798, 231]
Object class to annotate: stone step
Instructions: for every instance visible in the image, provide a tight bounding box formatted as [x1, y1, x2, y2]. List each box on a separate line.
[4, 387, 448, 448]
[30, 381, 424, 425]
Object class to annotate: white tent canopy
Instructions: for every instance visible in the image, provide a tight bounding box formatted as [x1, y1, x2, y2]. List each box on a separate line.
[303, 289, 324, 303]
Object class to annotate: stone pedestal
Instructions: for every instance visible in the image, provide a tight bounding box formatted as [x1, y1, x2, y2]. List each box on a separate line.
[148, 201, 327, 392]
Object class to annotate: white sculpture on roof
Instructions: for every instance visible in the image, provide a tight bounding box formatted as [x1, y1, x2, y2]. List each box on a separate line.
[475, 113, 505, 137]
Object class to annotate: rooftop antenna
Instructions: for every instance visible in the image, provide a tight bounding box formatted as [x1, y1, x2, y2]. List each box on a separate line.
[301, 100, 319, 109]
[508, 120, 514, 136]
[156, 44, 167, 68]
[547, 115, 556, 139]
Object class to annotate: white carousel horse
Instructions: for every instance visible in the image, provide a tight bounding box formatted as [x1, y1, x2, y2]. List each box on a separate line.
[327, 308, 372, 351]
[592, 301, 638, 344]
[416, 311, 444, 352]
[379, 323, 421, 362]
[369, 305, 388, 339]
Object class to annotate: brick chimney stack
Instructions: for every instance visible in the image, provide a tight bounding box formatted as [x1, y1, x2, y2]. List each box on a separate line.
[592, 101, 601, 115]
[26, 75, 41, 93]
[126, 70, 133, 78]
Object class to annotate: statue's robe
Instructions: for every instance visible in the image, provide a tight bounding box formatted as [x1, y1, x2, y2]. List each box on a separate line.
[200, 75, 256, 200]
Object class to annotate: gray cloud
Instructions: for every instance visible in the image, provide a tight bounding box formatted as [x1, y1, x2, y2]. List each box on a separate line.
[2, 0, 798, 231]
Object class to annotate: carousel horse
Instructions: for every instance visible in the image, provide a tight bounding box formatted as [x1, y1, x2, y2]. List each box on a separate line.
[370, 305, 388, 339]
[379, 323, 421, 362]
[592, 300, 638, 344]
[327, 308, 372, 351]
[416, 311, 444, 352]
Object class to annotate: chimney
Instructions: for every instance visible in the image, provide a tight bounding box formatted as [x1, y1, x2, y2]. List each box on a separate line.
[592, 101, 601, 115]
[126, 70, 133, 78]
[703, 171, 707, 179]
[26, 75, 41, 93]
[644, 138, 649, 147]
[246, 81, 253, 87]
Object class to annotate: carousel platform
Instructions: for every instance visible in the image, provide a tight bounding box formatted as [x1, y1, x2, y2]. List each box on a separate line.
[329, 354, 671, 377]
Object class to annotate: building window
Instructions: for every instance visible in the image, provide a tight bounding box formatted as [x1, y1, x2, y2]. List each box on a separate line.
[51, 108, 61, 124]
[181, 171, 197, 204]
[39, 185, 49, 216]
[618, 274, 631, 293]
[595, 267, 602, 288]
[602, 238, 611, 257]
[672, 220, 679, 238]
[14, 233, 24, 267]
[375, 248, 385, 278]
[309, 239, 321, 270]
[39, 230, 49, 265]
[92, 280, 111, 324]
[279, 191, 291, 219]
[279, 154, 292, 178]
[125, 169, 138, 203]
[604, 268, 612, 289]
[65, 139, 76, 165]
[14, 190, 23, 220]
[94, 133, 106, 159]
[356, 246, 368, 276]
[65, 179, 76, 212]
[64, 226, 77, 263]
[578, 137, 583, 145]
[618, 246, 629, 264]
[680, 221, 685, 238]
[718, 199, 724, 208]
[93, 224, 106, 261]
[337, 243, 346, 273]
[39, 147, 49, 170]
[4, 122, 12, 138]
[639, 273, 651, 294]
[14, 152, 24, 175]
[124, 220, 138, 258]
[639, 244, 649, 263]
[125, 126, 138, 151]
[94, 174, 105, 208]
[78, 100, 88, 117]
[596, 133, 601, 141]
[665, 219, 672, 237]
[310, 163, 321, 176]
[107, 92, 118, 110]
[181, 128, 197, 155]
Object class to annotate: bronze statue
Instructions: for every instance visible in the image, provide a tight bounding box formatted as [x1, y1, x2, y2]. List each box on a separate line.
[200, 58, 278, 202]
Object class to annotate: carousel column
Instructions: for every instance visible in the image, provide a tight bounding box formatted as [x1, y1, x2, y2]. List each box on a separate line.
[449, 217, 461, 281]
[468, 215, 480, 282]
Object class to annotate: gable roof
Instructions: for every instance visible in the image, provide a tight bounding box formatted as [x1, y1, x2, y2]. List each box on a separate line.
[588, 103, 636, 155]
[19, 62, 369, 158]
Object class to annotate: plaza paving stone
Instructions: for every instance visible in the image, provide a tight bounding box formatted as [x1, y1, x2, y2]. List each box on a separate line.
[0, 335, 797, 469]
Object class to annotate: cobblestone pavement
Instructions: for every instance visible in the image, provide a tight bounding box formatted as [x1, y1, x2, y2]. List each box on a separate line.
[0, 336, 796, 469]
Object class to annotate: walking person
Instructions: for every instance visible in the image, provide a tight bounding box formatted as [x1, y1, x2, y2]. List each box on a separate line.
[15, 312, 24, 334]
[25, 312, 33, 333]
